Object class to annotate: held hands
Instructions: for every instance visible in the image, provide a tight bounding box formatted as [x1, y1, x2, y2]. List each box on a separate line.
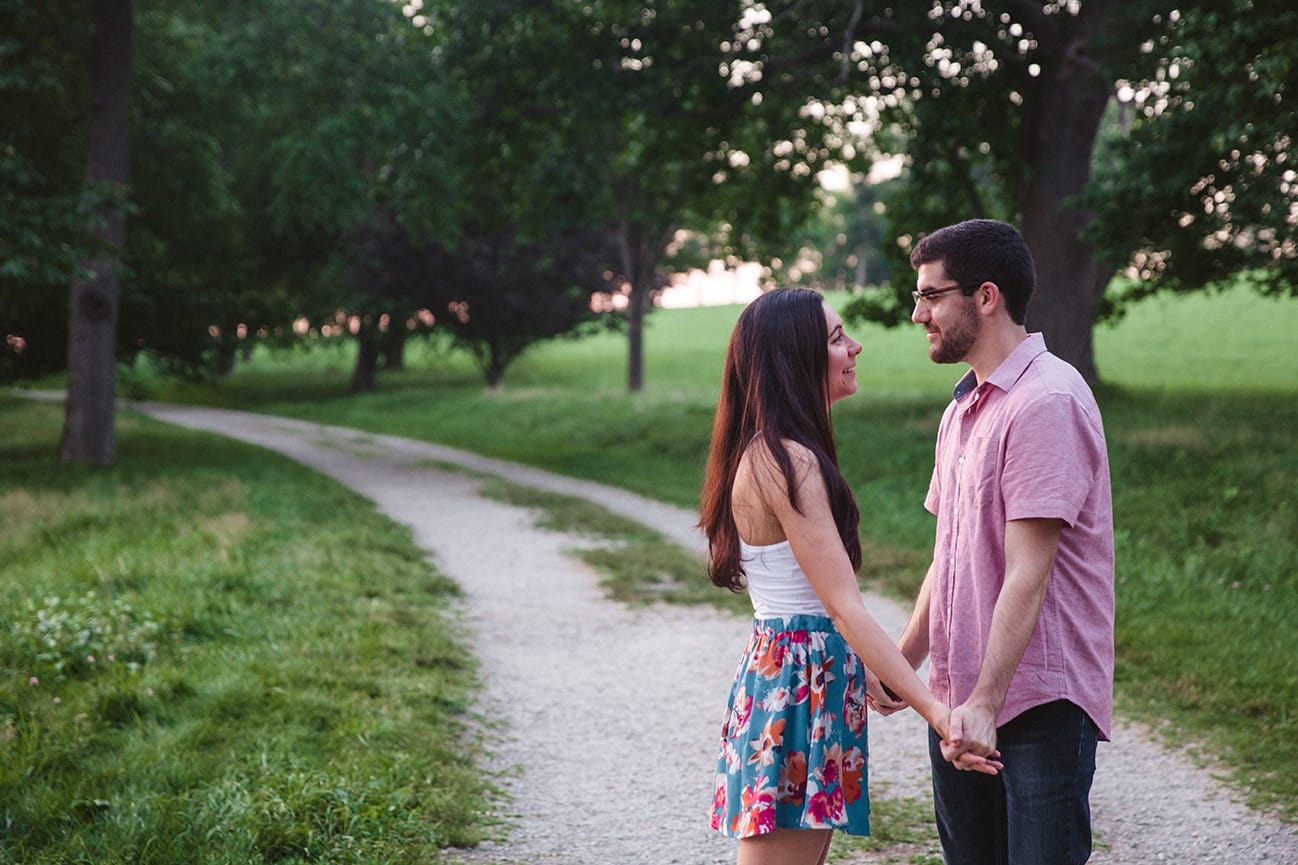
[865, 672, 908, 716]
[867, 677, 1001, 774]
[938, 702, 1003, 775]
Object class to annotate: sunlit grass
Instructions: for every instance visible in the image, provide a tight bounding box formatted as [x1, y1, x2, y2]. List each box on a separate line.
[0, 397, 488, 863]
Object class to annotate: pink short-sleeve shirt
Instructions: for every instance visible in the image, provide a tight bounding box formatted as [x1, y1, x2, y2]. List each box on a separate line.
[924, 333, 1115, 739]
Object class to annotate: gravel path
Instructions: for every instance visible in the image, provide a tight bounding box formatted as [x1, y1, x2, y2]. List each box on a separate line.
[128, 402, 1298, 864]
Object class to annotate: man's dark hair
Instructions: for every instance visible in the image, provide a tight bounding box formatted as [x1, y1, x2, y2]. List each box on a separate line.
[909, 219, 1036, 325]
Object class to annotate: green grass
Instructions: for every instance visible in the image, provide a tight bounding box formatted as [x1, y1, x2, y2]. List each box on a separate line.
[474, 476, 750, 615]
[0, 397, 488, 863]
[128, 283, 1298, 822]
[827, 796, 943, 864]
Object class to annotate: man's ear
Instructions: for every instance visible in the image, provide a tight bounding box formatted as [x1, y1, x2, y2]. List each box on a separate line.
[976, 281, 1005, 317]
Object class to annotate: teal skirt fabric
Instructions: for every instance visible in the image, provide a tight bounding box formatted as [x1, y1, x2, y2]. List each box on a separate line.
[709, 614, 872, 838]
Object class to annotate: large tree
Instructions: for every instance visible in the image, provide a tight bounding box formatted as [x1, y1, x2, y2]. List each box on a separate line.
[428, 226, 620, 388]
[2, 1, 266, 391]
[0, 0, 97, 383]
[1084, 0, 1298, 301]
[60, 0, 132, 465]
[831, 1, 1181, 383]
[434, 0, 861, 391]
[202, 0, 466, 391]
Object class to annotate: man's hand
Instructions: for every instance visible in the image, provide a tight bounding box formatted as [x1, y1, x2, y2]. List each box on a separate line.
[940, 701, 1000, 769]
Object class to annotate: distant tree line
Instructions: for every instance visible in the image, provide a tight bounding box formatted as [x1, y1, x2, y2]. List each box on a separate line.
[2, 0, 1294, 463]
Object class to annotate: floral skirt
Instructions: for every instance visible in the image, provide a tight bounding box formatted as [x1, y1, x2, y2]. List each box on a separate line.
[709, 614, 871, 839]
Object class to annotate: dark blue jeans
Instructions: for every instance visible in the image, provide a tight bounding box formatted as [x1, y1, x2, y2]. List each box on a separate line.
[928, 699, 1098, 865]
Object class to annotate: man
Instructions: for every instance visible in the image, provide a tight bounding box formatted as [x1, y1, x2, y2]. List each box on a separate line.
[897, 219, 1115, 864]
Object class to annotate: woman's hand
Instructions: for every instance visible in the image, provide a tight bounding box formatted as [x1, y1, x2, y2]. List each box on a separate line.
[947, 747, 1003, 775]
[865, 671, 908, 716]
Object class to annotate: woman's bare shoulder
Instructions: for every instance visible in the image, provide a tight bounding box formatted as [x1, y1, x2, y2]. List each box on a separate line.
[740, 437, 820, 500]
[743, 435, 817, 469]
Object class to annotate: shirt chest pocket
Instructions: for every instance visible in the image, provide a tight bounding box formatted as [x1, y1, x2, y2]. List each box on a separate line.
[957, 434, 1005, 507]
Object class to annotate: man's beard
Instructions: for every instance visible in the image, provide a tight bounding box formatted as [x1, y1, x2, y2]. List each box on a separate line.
[931, 301, 979, 364]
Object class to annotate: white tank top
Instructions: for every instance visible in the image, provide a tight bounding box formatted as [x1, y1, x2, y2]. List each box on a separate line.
[740, 539, 828, 618]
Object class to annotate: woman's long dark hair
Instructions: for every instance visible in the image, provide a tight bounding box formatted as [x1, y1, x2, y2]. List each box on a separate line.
[699, 288, 862, 591]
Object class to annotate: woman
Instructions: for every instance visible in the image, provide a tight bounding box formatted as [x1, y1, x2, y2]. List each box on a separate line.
[700, 289, 998, 865]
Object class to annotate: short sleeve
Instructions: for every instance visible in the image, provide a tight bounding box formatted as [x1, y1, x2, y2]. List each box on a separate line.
[1001, 393, 1105, 526]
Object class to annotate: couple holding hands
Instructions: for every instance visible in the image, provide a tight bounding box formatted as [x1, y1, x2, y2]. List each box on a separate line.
[702, 220, 1114, 865]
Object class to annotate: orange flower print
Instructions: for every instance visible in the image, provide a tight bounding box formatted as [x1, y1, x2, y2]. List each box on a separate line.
[753, 633, 788, 679]
[747, 717, 787, 767]
[808, 657, 836, 715]
[843, 678, 868, 734]
[730, 776, 776, 837]
[777, 751, 808, 805]
[712, 621, 872, 838]
[841, 746, 866, 803]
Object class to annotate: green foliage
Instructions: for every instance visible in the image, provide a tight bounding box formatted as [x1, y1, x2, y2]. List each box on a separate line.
[1084, 0, 1298, 302]
[3, 0, 470, 385]
[7, 0, 1293, 398]
[834, 1, 1295, 340]
[0, 0, 97, 380]
[193, 0, 467, 357]
[828, 1, 1169, 333]
[434, 0, 879, 388]
[121, 3, 261, 376]
[424, 225, 623, 388]
[0, 398, 487, 861]
[778, 181, 896, 294]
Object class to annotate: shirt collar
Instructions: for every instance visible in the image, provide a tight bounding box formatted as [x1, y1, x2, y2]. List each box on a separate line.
[952, 333, 1047, 400]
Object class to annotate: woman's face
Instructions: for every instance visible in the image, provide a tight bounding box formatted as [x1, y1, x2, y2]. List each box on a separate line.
[823, 301, 863, 405]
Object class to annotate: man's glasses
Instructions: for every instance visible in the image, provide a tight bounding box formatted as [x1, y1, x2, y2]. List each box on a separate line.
[911, 282, 983, 307]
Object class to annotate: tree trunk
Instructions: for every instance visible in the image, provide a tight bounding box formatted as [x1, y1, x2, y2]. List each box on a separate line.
[484, 353, 505, 390]
[1016, 8, 1114, 386]
[60, 0, 131, 466]
[618, 225, 664, 393]
[380, 326, 406, 370]
[625, 280, 648, 392]
[619, 234, 645, 393]
[214, 335, 238, 376]
[350, 328, 380, 392]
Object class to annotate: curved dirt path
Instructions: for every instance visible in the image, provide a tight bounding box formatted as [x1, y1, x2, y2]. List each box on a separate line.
[129, 402, 1298, 864]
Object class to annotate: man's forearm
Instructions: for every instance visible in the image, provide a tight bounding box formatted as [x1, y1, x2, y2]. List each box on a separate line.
[898, 562, 936, 668]
[967, 518, 1061, 713]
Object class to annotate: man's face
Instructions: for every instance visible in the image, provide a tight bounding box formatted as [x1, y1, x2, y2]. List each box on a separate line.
[912, 261, 980, 365]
